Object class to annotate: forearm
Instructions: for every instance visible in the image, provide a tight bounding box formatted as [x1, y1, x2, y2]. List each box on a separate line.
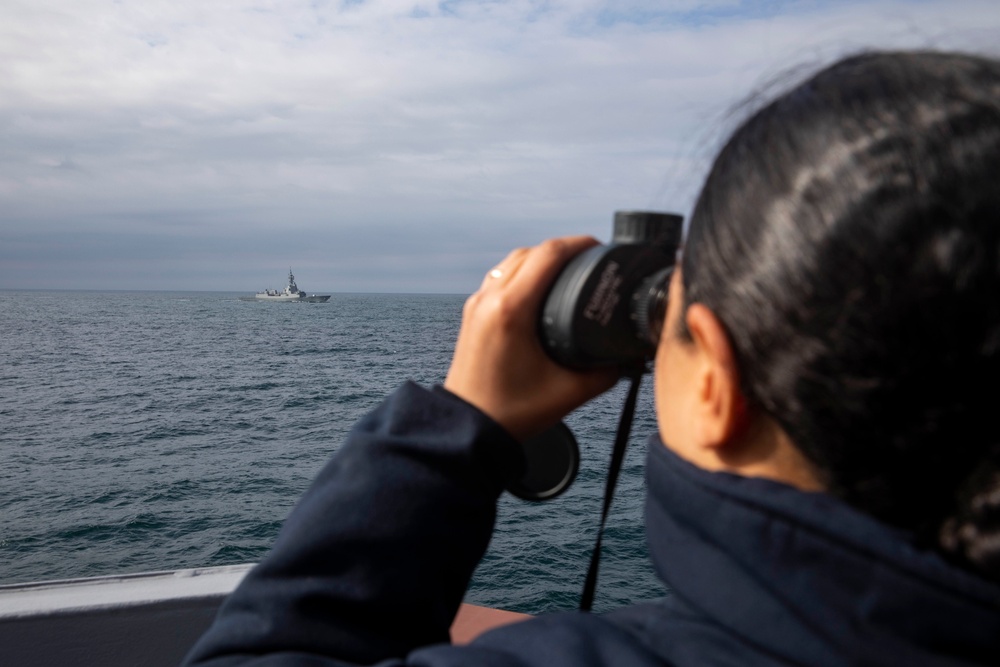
[184, 382, 523, 666]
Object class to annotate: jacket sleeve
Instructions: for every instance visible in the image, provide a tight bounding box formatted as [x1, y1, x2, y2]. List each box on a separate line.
[182, 381, 525, 666]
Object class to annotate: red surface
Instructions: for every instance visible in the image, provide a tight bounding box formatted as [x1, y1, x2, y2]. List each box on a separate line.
[450, 603, 531, 645]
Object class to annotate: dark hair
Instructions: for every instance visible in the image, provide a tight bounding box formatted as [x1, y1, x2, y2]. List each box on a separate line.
[680, 51, 1000, 579]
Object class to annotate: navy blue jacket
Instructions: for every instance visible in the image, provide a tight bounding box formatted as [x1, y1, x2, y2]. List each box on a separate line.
[184, 382, 1000, 666]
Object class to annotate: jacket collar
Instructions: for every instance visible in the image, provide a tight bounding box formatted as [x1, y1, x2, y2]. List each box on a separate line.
[644, 436, 1000, 665]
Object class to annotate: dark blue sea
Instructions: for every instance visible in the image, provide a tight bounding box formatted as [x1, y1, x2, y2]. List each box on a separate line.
[0, 290, 665, 614]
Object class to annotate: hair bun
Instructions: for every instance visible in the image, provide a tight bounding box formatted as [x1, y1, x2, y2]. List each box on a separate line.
[940, 460, 1000, 577]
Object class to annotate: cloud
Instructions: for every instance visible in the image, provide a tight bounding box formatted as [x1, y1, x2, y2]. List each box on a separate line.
[2, 0, 999, 291]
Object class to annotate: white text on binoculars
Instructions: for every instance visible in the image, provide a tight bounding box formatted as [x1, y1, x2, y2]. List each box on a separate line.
[583, 262, 622, 327]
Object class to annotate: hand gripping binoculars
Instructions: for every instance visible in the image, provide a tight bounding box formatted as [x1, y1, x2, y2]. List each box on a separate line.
[508, 211, 684, 501]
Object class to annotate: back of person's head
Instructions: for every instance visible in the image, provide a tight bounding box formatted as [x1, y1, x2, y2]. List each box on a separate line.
[680, 51, 1000, 579]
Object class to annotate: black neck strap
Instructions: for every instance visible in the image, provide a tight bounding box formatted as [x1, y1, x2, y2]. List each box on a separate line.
[579, 373, 642, 612]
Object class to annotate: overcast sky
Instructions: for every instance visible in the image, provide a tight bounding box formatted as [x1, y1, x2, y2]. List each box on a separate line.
[2, 0, 999, 293]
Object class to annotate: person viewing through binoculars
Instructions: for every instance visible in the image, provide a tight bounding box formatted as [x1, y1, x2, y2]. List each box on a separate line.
[183, 51, 1000, 666]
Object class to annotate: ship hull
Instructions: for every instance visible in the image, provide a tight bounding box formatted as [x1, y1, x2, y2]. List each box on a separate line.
[240, 294, 330, 302]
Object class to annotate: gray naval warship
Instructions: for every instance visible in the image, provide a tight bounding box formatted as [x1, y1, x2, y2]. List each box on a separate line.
[240, 269, 330, 302]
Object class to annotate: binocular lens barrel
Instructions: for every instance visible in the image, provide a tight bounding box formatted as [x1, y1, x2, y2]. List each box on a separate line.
[539, 211, 684, 372]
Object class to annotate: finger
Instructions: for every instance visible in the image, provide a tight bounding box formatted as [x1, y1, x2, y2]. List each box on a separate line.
[507, 236, 601, 306]
[493, 248, 531, 285]
[479, 247, 529, 290]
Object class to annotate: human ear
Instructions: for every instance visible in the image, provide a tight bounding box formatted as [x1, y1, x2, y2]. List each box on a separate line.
[684, 303, 748, 449]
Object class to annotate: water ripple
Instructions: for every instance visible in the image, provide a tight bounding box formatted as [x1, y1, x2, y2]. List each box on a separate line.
[0, 290, 663, 613]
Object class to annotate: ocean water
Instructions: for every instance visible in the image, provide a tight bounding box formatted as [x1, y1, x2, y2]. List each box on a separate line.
[0, 290, 665, 614]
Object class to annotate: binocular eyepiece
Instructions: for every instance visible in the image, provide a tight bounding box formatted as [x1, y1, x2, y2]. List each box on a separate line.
[540, 211, 684, 373]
